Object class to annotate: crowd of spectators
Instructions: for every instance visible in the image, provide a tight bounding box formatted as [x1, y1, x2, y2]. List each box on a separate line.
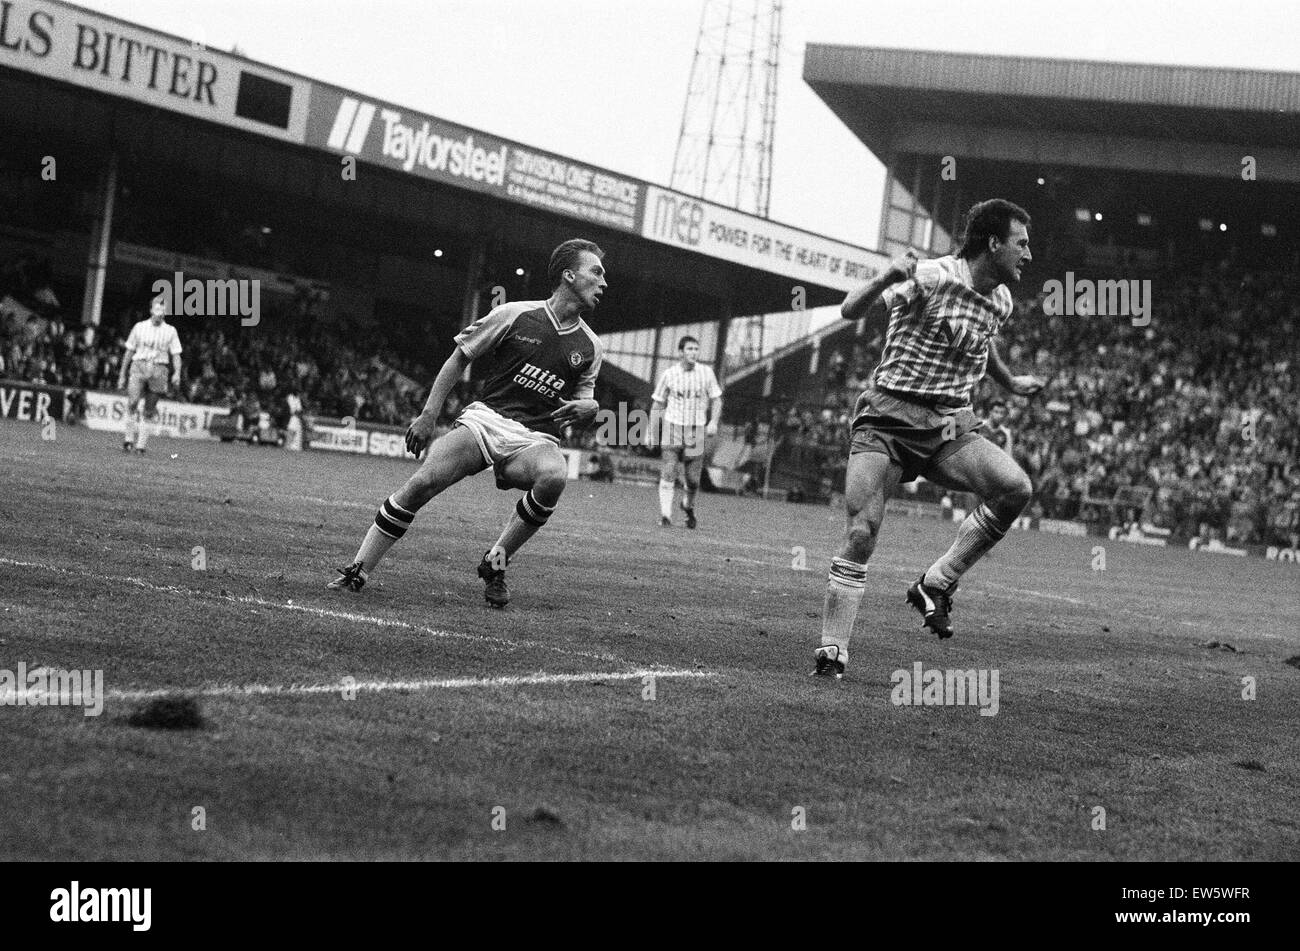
[1, 254, 472, 433]
[175, 326, 442, 428]
[5, 251, 1298, 546]
[746, 260, 1299, 547]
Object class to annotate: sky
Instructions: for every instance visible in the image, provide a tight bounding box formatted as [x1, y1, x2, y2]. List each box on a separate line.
[79, 0, 1299, 251]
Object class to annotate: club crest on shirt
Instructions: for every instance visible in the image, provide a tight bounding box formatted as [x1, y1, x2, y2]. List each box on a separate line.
[569, 351, 583, 367]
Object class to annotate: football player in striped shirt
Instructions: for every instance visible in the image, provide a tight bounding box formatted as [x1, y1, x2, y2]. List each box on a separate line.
[647, 336, 722, 528]
[116, 295, 182, 454]
[813, 200, 1043, 679]
[327, 239, 605, 608]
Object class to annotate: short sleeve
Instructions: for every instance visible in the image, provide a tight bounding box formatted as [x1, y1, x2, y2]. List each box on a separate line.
[168, 328, 183, 355]
[124, 325, 139, 351]
[453, 305, 518, 361]
[574, 347, 603, 401]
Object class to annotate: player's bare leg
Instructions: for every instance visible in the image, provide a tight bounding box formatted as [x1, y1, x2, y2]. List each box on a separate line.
[908, 438, 1033, 636]
[328, 427, 485, 591]
[477, 442, 569, 606]
[658, 449, 680, 526]
[814, 451, 902, 678]
[681, 455, 704, 529]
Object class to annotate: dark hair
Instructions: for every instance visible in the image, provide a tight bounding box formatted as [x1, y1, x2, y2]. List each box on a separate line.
[958, 199, 1031, 259]
[678, 335, 699, 351]
[548, 239, 604, 290]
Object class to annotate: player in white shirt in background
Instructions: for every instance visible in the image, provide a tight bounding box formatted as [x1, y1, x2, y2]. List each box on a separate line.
[647, 335, 722, 529]
[116, 295, 182, 454]
[285, 391, 304, 451]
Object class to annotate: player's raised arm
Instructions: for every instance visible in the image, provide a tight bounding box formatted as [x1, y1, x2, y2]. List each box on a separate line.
[840, 250, 920, 322]
[986, 339, 1044, 396]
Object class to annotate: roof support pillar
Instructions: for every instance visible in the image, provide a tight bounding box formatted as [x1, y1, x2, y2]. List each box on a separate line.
[80, 151, 118, 331]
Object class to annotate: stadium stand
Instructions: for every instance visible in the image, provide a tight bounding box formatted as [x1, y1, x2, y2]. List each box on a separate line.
[0, 249, 473, 433]
[3, 238, 1296, 548]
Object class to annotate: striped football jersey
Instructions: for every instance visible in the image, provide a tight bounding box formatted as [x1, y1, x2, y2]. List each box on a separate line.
[652, 361, 722, 427]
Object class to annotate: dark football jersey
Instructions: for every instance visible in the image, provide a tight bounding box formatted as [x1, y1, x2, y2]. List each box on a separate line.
[454, 300, 603, 438]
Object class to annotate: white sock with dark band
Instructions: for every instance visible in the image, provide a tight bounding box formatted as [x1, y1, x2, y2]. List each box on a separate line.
[488, 490, 557, 566]
[821, 557, 867, 661]
[354, 495, 417, 571]
[924, 503, 1010, 591]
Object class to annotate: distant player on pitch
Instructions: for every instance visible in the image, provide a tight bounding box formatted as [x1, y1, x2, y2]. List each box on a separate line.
[813, 199, 1044, 679]
[327, 239, 606, 607]
[117, 294, 182, 454]
[647, 335, 722, 529]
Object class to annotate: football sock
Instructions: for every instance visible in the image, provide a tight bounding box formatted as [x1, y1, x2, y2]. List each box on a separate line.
[924, 503, 1010, 591]
[658, 480, 675, 519]
[684, 459, 703, 510]
[354, 495, 416, 571]
[135, 415, 150, 451]
[488, 489, 556, 565]
[124, 414, 137, 447]
[821, 557, 867, 658]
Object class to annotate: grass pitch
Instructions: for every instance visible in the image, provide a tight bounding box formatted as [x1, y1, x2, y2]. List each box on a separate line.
[1, 418, 1297, 860]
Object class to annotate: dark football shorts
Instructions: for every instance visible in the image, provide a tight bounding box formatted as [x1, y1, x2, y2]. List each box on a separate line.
[849, 386, 985, 483]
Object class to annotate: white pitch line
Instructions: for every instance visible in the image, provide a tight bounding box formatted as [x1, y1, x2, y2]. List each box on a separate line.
[980, 581, 1088, 606]
[289, 495, 374, 511]
[107, 668, 714, 702]
[0, 557, 620, 664]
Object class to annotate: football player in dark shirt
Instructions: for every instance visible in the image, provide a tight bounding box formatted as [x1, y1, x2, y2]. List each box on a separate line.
[985, 399, 1014, 456]
[327, 239, 606, 607]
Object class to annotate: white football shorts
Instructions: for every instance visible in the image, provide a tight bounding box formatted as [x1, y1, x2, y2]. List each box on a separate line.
[454, 401, 558, 472]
